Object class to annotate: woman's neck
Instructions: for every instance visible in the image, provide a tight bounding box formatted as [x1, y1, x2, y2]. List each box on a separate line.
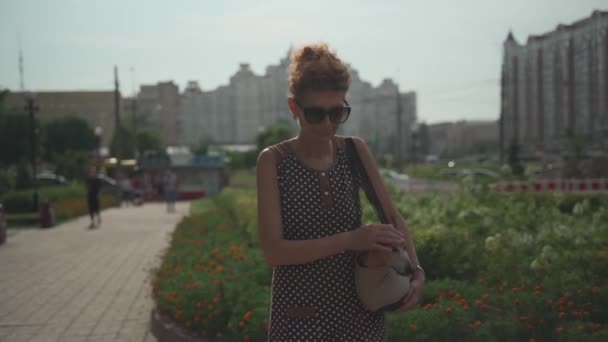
[294, 134, 334, 160]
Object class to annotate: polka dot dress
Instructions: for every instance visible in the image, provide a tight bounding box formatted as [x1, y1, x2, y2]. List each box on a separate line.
[267, 136, 386, 342]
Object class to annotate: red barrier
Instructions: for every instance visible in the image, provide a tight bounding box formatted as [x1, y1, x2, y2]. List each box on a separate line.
[494, 179, 608, 194]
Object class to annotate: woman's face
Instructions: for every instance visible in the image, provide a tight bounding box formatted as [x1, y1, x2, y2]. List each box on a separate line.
[288, 90, 348, 140]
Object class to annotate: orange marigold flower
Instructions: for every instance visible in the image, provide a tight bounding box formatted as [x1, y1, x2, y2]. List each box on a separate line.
[578, 325, 585, 332]
[478, 277, 485, 283]
[513, 299, 521, 305]
[530, 337, 536, 342]
[475, 300, 483, 307]
[409, 323, 417, 330]
[239, 320, 246, 328]
[482, 294, 490, 301]
[244, 311, 253, 321]
[556, 325, 564, 333]
[591, 286, 600, 294]
[244, 335, 251, 342]
[445, 307, 453, 314]
[558, 312, 567, 319]
[512, 288, 519, 294]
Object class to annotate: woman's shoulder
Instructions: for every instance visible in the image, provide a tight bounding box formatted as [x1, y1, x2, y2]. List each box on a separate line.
[258, 138, 294, 167]
[334, 135, 367, 148]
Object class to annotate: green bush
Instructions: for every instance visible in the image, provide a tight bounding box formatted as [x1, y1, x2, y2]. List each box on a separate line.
[153, 184, 607, 340]
[0, 184, 85, 213]
[153, 209, 272, 341]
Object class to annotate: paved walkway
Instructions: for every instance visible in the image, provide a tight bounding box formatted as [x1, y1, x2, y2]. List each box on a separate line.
[0, 202, 190, 342]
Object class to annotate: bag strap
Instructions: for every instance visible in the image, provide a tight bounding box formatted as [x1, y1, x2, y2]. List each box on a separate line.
[344, 137, 388, 224]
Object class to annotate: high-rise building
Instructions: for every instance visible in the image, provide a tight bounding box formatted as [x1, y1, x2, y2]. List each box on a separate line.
[137, 81, 180, 146]
[428, 120, 499, 158]
[176, 50, 417, 160]
[4, 91, 117, 146]
[501, 10, 608, 156]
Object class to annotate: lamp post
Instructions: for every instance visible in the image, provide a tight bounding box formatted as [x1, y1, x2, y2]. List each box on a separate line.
[410, 122, 420, 171]
[95, 126, 103, 169]
[25, 93, 39, 212]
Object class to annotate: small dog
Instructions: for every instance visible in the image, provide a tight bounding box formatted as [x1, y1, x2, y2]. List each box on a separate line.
[355, 246, 414, 312]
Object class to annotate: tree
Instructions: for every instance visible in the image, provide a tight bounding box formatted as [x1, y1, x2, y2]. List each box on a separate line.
[0, 113, 35, 166]
[110, 125, 164, 159]
[0, 89, 8, 112]
[508, 142, 524, 177]
[256, 121, 294, 154]
[564, 129, 585, 160]
[137, 128, 164, 155]
[418, 122, 430, 156]
[193, 137, 212, 155]
[42, 116, 97, 161]
[54, 150, 89, 181]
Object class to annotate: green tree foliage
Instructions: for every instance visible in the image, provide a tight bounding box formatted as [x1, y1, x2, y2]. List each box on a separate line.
[54, 150, 90, 181]
[508, 142, 524, 177]
[0, 113, 35, 166]
[110, 125, 165, 159]
[418, 122, 430, 156]
[255, 121, 294, 154]
[42, 116, 97, 161]
[193, 137, 212, 155]
[138, 128, 164, 154]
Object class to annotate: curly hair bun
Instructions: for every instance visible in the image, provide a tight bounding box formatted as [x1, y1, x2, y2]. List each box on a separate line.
[288, 43, 351, 98]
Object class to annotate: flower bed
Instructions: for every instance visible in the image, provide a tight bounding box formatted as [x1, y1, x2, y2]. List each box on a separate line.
[4, 192, 118, 227]
[152, 183, 607, 341]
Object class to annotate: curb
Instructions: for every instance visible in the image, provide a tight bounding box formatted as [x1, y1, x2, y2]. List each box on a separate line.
[150, 309, 219, 342]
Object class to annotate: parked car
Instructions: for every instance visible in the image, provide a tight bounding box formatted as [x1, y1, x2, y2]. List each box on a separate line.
[439, 168, 500, 181]
[36, 172, 68, 187]
[0, 203, 7, 245]
[97, 174, 120, 195]
[380, 169, 410, 182]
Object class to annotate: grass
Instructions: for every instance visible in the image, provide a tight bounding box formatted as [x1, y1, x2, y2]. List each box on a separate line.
[228, 168, 256, 189]
[190, 198, 216, 215]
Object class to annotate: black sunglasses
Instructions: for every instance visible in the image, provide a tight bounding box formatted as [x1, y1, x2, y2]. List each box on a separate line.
[293, 99, 352, 124]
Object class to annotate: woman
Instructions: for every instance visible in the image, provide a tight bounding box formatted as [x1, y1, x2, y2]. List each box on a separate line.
[257, 43, 425, 341]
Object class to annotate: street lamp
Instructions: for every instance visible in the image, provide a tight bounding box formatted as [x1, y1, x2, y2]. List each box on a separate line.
[24, 93, 39, 212]
[410, 122, 420, 167]
[95, 126, 103, 169]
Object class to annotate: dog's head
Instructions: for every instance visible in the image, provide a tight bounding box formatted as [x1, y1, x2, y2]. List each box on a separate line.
[361, 246, 413, 276]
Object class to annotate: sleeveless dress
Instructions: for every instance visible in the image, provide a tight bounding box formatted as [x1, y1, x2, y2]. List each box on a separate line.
[267, 135, 386, 342]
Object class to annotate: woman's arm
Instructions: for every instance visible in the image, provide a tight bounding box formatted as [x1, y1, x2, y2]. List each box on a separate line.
[351, 137, 421, 267]
[352, 136, 425, 312]
[256, 148, 352, 267]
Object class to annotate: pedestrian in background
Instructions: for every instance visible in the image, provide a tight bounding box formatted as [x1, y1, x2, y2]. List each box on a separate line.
[163, 169, 178, 213]
[86, 166, 102, 228]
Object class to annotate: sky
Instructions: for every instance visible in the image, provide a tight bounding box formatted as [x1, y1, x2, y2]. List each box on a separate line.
[0, 0, 605, 124]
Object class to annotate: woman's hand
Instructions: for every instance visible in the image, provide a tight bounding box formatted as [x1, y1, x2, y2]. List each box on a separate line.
[394, 269, 425, 313]
[347, 224, 405, 253]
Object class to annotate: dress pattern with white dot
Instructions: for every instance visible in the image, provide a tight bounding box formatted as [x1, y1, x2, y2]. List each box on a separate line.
[266, 136, 386, 342]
